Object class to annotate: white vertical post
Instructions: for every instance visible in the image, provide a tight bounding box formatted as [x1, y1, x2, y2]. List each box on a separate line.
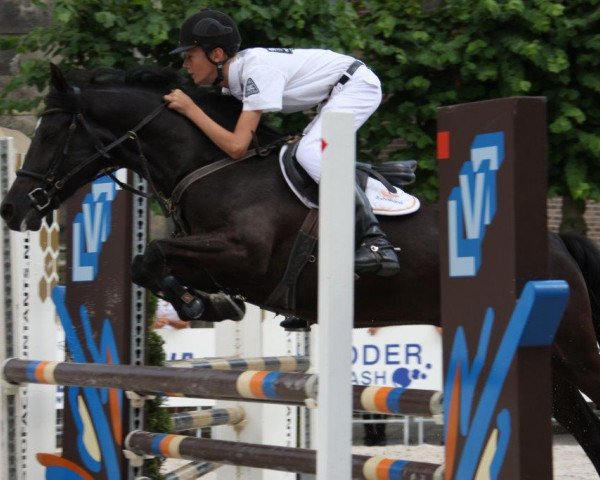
[317, 112, 355, 479]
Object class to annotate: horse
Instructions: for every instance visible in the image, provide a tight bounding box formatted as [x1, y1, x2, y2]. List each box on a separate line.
[2, 64, 600, 475]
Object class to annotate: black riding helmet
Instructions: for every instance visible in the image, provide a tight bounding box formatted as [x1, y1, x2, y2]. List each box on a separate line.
[170, 9, 241, 57]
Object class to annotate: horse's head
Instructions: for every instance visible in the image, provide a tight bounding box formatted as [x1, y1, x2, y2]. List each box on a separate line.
[1, 65, 111, 230]
[1, 63, 283, 232]
[0, 64, 168, 231]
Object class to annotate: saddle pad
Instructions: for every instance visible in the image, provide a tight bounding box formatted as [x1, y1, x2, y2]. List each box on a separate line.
[279, 145, 420, 216]
[365, 177, 420, 216]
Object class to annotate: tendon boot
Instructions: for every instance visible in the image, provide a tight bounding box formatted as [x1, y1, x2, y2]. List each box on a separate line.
[354, 184, 400, 277]
[160, 275, 205, 320]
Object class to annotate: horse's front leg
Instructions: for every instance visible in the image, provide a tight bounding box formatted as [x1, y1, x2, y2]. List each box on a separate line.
[131, 232, 267, 321]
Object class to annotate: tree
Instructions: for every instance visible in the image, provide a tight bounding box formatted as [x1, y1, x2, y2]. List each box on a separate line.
[355, 0, 600, 216]
[2, 0, 600, 210]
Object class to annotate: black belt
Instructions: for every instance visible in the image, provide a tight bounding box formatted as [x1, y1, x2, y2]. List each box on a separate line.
[337, 60, 365, 86]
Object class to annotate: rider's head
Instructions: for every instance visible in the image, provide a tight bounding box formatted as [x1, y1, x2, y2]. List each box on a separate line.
[170, 9, 241, 86]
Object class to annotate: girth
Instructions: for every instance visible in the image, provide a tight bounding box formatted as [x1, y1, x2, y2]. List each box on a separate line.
[263, 208, 319, 312]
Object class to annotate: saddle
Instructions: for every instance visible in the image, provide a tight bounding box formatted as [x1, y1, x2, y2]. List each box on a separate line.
[279, 139, 419, 214]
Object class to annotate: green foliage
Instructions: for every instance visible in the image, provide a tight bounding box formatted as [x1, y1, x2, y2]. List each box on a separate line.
[354, 0, 600, 201]
[2, 0, 600, 201]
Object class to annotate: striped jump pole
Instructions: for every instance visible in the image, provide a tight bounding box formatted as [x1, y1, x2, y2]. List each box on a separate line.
[2, 359, 442, 416]
[170, 407, 245, 432]
[168, 355, 310, 372]
[124, 431, 444, 480]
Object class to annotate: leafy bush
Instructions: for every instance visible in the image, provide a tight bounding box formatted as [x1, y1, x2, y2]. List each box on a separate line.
[2, 0, 600, 202]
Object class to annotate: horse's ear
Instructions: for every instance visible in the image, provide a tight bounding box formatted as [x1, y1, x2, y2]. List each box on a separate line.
[49, 63, 69, 92]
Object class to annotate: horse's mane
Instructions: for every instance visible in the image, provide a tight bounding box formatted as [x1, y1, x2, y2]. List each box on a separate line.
[64, 65, 187, 93]
[46, 66, 283, 142]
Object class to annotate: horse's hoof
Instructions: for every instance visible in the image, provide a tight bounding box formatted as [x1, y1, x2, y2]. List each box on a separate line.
[279, 316, 311, 332]
[203, 292, 246, 322]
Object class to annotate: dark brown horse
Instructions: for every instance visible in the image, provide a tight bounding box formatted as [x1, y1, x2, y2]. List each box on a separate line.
[2, 65, 600, 475]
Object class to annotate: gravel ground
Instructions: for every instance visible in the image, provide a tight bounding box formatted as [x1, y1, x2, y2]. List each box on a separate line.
[352, 435, 598, 479]
[162, 434, 598, 479]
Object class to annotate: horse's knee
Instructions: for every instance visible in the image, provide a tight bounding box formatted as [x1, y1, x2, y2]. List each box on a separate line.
[131, 254, 148, 286]
[144, 240, 167, 265]
[130, 241, 169, 288]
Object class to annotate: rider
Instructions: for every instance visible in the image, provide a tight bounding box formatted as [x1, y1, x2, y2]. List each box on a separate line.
[165, 9, 400, 277]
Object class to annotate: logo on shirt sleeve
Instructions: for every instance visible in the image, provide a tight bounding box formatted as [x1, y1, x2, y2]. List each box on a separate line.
[245, 78, 260, 97]
[267, 48, 293, 54]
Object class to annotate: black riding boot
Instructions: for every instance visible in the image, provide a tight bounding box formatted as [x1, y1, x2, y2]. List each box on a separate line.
[354, 184, 400, 277]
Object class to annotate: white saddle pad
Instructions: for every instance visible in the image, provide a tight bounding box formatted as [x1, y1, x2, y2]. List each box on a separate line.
[366, 177, 420, 216]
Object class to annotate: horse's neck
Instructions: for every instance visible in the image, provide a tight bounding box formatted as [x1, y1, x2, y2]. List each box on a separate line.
[117, 113, 217, 196]
[101, 90, 274, 198]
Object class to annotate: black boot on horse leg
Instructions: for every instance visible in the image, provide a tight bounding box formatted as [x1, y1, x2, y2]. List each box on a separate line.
[160, 275, 205, 320]
[130, 248, 205, 320]
[160, 276, 247, 322]
[354, 184, 400, 277]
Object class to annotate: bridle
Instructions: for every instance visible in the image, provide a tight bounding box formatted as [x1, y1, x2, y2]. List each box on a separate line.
[17, 86, 169, 214]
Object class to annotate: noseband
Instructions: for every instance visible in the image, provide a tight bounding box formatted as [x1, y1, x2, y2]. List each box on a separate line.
[17, 86, 168, 213]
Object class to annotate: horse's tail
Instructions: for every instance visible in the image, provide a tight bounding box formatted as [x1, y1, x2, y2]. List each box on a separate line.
[560, 232, 600, 343]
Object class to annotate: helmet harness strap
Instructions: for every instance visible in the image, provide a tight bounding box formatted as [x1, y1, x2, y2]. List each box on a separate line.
[213, 61, 225, 87]
[205, 48, 227, 87]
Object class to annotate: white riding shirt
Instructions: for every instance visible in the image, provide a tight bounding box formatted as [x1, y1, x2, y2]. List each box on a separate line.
[224, 48, 357, 113]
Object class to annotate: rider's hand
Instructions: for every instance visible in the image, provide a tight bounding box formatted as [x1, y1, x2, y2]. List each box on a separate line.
[153, 317, 168, 329]
[164, 89, 196, 116]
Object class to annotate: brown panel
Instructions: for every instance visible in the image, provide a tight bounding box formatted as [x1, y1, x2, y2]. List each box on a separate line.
[438, 98, 551, 479]
[59, 178, 134, 480]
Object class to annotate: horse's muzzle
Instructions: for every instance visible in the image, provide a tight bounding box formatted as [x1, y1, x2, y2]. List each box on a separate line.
[1, 196, 44, 232]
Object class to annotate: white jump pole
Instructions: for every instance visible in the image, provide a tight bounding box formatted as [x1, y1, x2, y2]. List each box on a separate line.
[317, 111, 355, 479]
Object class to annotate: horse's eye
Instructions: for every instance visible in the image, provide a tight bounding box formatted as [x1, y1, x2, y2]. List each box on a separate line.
[41, 130, 57, 141]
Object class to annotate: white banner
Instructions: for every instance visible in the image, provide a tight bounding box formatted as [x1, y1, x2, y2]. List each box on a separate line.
[1, 129, 59, 480]
[352, 325, 443, 391]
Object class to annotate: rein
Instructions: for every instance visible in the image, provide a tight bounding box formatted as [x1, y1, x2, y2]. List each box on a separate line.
[17, 87, 169, 214]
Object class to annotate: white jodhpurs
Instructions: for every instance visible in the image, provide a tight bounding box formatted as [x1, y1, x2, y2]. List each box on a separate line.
[295, 65, 383, 183]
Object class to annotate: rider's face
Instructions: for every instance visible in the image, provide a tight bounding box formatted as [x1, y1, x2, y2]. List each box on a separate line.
[182, 47, 215, 85]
